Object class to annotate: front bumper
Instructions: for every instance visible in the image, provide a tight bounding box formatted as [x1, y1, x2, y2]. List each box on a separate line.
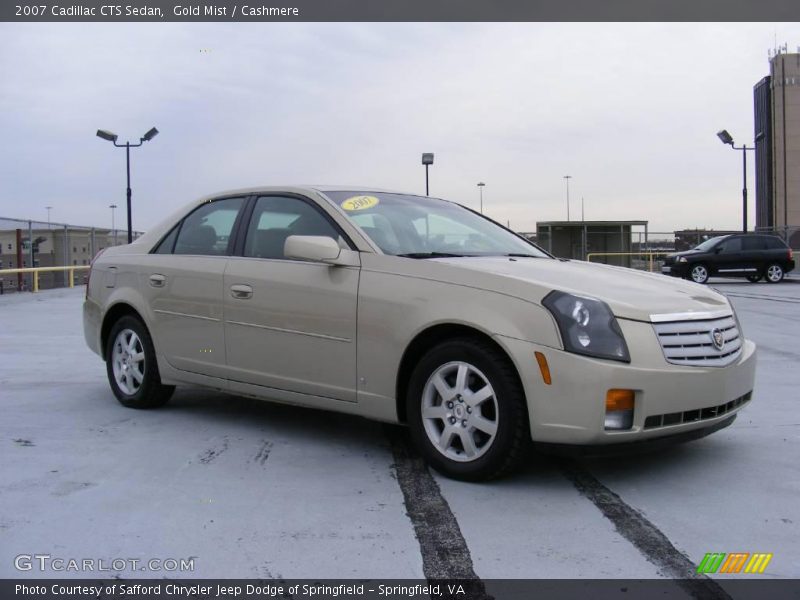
[661, 264, 688, 277]
[496, 320, 757, 445]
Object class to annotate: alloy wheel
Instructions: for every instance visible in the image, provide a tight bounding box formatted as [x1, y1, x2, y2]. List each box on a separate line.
[112, 328, 146, 395]
[421, 361, 499, 462]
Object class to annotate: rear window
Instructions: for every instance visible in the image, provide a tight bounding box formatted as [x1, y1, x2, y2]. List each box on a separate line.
[763, 236, 788, 250]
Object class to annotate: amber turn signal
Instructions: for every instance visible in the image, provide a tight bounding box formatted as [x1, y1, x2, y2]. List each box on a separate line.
[606, 389, 635, 412]
[534, 351, 552, 385]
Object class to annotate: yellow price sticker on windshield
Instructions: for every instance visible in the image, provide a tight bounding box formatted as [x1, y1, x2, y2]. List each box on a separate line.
[341, 195, 379, 211]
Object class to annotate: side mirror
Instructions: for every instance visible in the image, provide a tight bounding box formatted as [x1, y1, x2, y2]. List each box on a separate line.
[284, 235, 342, 263]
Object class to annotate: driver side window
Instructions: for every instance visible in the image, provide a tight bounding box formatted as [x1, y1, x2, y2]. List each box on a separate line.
[717, 237, 742, 254]
[243, 196, 343, 260]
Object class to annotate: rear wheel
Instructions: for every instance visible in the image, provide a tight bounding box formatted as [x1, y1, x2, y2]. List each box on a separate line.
[765, 263, 784, 283]
[690, 263, 710, 284]
[746, 273, 762, 283]
[105, 315, 174, 409]
[406, 338, 529, 481]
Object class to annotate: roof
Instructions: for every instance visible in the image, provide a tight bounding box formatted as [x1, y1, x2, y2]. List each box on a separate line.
[537, 220, 648, 227]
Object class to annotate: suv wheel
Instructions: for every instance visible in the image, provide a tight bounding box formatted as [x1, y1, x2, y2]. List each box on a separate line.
[765, 263, 785, 283]
[746, 273, 762, 283]
[105, 315, 175, 409]
[690, 263, 709, 284]
[406, 338, 529, 481]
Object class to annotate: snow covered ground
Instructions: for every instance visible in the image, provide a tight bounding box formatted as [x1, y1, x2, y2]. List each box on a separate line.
[1, 281, 797, 581]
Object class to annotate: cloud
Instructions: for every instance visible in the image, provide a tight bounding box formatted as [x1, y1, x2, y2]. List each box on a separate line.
[0, 22, 795, 233]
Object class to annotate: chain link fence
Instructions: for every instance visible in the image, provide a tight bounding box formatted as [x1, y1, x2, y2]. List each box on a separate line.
[0, 217, 143, 294]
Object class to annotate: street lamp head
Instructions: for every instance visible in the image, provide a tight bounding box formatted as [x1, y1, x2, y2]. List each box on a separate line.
[421, 152, 434, 165]
[141, 127, 159, 142]
[109, 204, 117, 209]
[477, 182, 485, 187]
[96, 129, 118, 143]
[716, 129, 734, 145]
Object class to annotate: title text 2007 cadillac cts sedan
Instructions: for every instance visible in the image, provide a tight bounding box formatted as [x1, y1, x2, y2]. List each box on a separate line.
[84, 187, 756, 480]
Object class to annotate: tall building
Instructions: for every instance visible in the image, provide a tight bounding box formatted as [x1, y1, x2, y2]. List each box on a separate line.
[754, 48, 800, 246]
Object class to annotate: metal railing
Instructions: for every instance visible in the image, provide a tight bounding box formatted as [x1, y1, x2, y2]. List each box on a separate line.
[586, 251, 671, 272]
[0, 265, 90, 293]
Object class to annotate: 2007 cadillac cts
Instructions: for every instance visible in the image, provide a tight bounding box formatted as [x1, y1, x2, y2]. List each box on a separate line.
[84, 187, 756, 480]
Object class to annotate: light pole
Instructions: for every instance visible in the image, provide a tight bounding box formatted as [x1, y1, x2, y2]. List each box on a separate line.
[97, 127, 159, 243]
[563, 175, 572, 221]
[716, 129, 754, 233]
[422, 153, 434, 196]
[109, 204, 118, 245]
[477, 182, 485, 214]
[45, 206, 52, 228]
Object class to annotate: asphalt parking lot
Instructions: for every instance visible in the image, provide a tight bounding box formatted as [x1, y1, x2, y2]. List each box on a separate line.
[1, 279, 798, 586]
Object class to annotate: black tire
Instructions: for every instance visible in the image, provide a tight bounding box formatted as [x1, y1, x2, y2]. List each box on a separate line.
[406, 337, 529, 481]
[746, 273, 762, 283]
[105, 315, 174, 409]
[764, 263, 785, 284]
[689, 263, 710, 284]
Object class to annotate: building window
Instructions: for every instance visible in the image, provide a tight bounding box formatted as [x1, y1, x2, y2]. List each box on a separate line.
[82, 259, 87, 265]
[7, 244, 11, 250]
[82, 247, 86, 253]
[73, 247, 77, 253]
[73, 259, 77, 265]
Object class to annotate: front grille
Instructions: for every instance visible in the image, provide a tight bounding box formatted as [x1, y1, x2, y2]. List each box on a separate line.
[643, 392, 752, 429]
[653, 314, 742, 367]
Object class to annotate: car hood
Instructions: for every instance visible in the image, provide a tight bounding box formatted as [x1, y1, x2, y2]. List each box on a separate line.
[430, 257, 732, 322]
[667, 249, 702, 259]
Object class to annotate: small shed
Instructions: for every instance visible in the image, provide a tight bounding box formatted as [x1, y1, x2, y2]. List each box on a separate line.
[535, 221, 649, 267]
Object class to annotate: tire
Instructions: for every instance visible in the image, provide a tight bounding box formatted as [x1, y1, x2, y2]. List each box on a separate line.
[689, 263, 710, 284]
[765, 263, 785, 284]
[746, 273, 762, 283]
[406, 338, 529, 481]
[105, 315, 175, 409]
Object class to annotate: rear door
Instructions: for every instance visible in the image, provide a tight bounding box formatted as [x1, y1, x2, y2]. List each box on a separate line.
[139, 196, 246, 379]
[222, 194, 360, 401]
[741, 235, 767, 273]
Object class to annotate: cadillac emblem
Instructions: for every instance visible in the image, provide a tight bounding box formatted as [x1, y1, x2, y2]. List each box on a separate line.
[711, 328, 725, 351]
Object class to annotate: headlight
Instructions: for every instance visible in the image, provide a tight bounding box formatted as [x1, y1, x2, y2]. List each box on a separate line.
[677, 256, 687, 263]
[542, 291, 630, 362]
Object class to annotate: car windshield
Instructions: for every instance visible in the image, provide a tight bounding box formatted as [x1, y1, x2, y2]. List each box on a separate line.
[694, 236, 727, 252]
[324, 191, 549, 258]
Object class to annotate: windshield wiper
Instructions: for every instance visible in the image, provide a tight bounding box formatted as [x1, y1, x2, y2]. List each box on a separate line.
[502, 253, 542, 258]
[396, 252, 467, 259]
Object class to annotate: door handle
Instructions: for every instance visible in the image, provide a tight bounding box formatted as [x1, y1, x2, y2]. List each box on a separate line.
[149, 274, 166, 287]
[230, 284, 253, 299]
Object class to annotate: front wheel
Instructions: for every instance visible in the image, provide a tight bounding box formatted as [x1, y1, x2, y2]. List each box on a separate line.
[406, 338, 529, 481]
[690, 263, 710, 284]
[765, 263, 785, 283]
[105, 315, 174, 409]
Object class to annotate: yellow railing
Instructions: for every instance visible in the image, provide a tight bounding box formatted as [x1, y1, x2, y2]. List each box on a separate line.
[586, 251, 671, 273]
[0, 265, 90, 292]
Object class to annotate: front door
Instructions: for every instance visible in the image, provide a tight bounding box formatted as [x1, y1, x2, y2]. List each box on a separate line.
[223, 195, 360, 401]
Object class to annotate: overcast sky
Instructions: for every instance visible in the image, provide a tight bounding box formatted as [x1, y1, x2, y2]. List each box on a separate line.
[0, 22, 796, 234]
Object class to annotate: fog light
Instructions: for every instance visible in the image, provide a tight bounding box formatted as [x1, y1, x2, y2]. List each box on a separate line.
[605, 389, 635, 430]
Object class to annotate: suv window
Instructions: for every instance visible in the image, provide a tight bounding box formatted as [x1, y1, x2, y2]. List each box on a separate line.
[243, 196, 343, 260]
[741, 236, 765, 251]
[173, 197, 245, 256]
[717, 237, 742, 253]
[764, 236, 787, 250]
